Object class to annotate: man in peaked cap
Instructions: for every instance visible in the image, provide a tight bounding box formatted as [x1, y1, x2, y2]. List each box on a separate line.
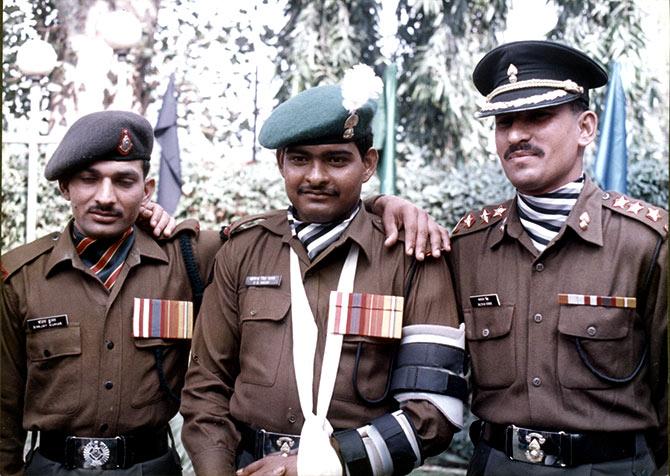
[180, 65, 468, 476]
[375, 40, 667, 475]
[0, 110, 222, 475]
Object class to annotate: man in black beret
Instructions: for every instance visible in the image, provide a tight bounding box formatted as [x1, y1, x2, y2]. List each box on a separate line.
[374, 40, 667, 475]
[180, 65, 468, 476]
[1, 110, 222, 475]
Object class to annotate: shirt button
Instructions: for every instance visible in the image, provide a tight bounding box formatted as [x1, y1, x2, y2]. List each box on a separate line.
[587, 326, 597, 336]
[534, 263, 545, 272]
[105, 340, 114, 350]
[104, 381, 113, 390]
[532, 377, 542, 387]
[99, 423, 109, 433]
[250, 310, 257, 317]
[533, 313, 543, 323]
[43, 349, 52, 357]
[481, 328, 490, 338]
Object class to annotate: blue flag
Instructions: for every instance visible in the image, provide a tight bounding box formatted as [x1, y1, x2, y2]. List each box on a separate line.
[593, 62, 627, 193]
[155, 74, 182, 214]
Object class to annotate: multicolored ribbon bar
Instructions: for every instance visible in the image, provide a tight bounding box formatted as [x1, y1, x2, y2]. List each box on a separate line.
[328, 291, 404, 339]
[133, 298, 194, 339]
[558, 293, 636, 309]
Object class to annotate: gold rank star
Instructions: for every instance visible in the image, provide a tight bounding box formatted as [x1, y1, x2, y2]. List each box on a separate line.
[646, 207, 661, 222]
[613, 195, 629, 209]
[492, 205, 507, 217]
[627, 201, 644, 215]
[480, 209, 490, 223]
[463, 214, 475, 228]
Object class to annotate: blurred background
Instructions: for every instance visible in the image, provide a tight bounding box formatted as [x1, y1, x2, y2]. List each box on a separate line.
[2, 0, 669, 473]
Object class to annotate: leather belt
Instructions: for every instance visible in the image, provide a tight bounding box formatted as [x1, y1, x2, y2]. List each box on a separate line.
[480, 421, 637, 467]
[39, 427, 169, 469]
[238, 423, 300, 460]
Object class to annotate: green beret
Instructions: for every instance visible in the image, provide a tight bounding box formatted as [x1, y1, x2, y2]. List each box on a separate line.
[45, 110, 153, 180]
[259, 84, 377, 149]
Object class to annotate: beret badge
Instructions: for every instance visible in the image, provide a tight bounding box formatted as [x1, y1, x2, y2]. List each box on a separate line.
[340, 64, 383, 140]
[117, 128, 133, 156]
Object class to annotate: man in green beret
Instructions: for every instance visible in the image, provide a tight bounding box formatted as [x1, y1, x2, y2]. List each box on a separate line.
[0, 110, 222, 475]
[375, 40, 667, 475]
[180, 65, 468, 476]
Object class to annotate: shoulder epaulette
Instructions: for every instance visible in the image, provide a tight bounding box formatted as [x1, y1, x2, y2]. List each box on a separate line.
[451, 200, 513, 238]
[602, 192, 668, 239]
[1, 232, 60, 280]
[220, 210, 285, 241]
[170, 218, 200, 238]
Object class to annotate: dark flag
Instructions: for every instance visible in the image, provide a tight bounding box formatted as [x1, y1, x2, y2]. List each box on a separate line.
[155, 74, 182, 214]
[593, 62, 627, 193]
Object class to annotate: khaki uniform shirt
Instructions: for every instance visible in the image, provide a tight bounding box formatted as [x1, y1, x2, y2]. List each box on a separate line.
[181, 207, 460, 475]
[449, 178, 667, 459]
[0, 220, 221, 476]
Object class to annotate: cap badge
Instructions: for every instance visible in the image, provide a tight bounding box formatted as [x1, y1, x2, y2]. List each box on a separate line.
[507, 64, 518, 83]
[117, 128, 133, 156]
[343, 112, 359, 139]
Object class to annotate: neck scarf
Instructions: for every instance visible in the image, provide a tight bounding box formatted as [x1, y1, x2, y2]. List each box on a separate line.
[72, 225, 135, 289]
[287, 203, 360, 260]
[517, 175, 584, 252]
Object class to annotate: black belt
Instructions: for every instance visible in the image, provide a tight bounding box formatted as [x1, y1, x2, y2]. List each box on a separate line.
[238, 423, 300, 460]
[480, 421, 637, 467]
[39, 427, 169, 469]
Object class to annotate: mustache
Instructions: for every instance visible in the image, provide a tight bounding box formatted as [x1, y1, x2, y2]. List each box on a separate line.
[298, 186, 338, 196]
[504, 143, 545, 161]
[88, 205, 122, 216]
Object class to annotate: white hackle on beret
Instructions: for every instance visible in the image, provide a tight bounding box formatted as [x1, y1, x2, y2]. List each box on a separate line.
[341, 64, 383, 113]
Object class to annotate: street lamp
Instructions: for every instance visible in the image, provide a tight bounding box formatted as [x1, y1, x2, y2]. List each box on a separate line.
[16, 39, 57, 243]
[100, 10, 143, 110]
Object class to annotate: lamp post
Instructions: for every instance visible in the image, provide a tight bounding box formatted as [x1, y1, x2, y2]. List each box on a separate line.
[100, 10, 143, 110]
[16, 39, 57, 243]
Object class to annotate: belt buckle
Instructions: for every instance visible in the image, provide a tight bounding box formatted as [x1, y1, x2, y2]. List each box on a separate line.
[65, 436, 124, 469]
[257, 430, 297, 458]
[507, 425, 568, 467]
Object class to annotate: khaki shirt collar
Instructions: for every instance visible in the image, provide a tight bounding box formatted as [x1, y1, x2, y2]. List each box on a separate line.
[259, 202, 377, 265]
[489, 176, 604, 249]
[45, 221, 168, 277]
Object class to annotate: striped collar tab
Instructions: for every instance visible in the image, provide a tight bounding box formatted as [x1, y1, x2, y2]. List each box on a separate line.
[516, 175, 585, 252]
[72, 226, 135, 289]
[287, 203, 360, 260]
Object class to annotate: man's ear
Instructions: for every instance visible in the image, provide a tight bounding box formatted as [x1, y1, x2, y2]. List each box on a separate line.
[142, 178, 156, 206]
[276, 149, 286, 178]
[361, 148, 379, 183]
[577, 110, 598, 147]
[58, 180, 71, 200]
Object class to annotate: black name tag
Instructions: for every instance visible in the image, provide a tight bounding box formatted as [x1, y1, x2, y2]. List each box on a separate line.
[27, 314, 69, 332]
[245, 275, 282, 287]
[469, 294, 500, 308]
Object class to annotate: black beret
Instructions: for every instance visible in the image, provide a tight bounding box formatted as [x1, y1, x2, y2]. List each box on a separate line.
[259, 84, 377, 149]
[473, 40, 608, 117]
[45, 110, 153, 180]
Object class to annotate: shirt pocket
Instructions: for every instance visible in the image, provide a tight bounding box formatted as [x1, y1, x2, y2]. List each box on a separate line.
[131, 337, 188, 409]
[464, 305, 516, 389]
[333, 335, 397, 404]
[26, 323, 82, 415]
[557, 305, 637, 389]
[239, 288, 291, 387]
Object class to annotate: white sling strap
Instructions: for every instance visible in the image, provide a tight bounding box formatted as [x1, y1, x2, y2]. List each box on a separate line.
[290, 244, 359, 476]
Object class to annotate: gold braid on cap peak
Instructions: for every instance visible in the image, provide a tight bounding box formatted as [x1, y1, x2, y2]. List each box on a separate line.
[486, 78, 584, 102]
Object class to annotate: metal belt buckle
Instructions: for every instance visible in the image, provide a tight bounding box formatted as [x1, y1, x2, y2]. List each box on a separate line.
[507, 425, 567, 467]
[257, 429, 297, 458]
[65, 436, 125, 469]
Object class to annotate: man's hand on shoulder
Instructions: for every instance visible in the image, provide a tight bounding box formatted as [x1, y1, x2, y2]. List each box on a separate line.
[372, 195, 450, 260]
[137, 201, 177, 238]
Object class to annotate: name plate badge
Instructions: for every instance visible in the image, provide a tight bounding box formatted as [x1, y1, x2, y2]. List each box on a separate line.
[469, 294, 500, 308]
[27, 314, 69, 332]
[245, 275, 282, 287]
